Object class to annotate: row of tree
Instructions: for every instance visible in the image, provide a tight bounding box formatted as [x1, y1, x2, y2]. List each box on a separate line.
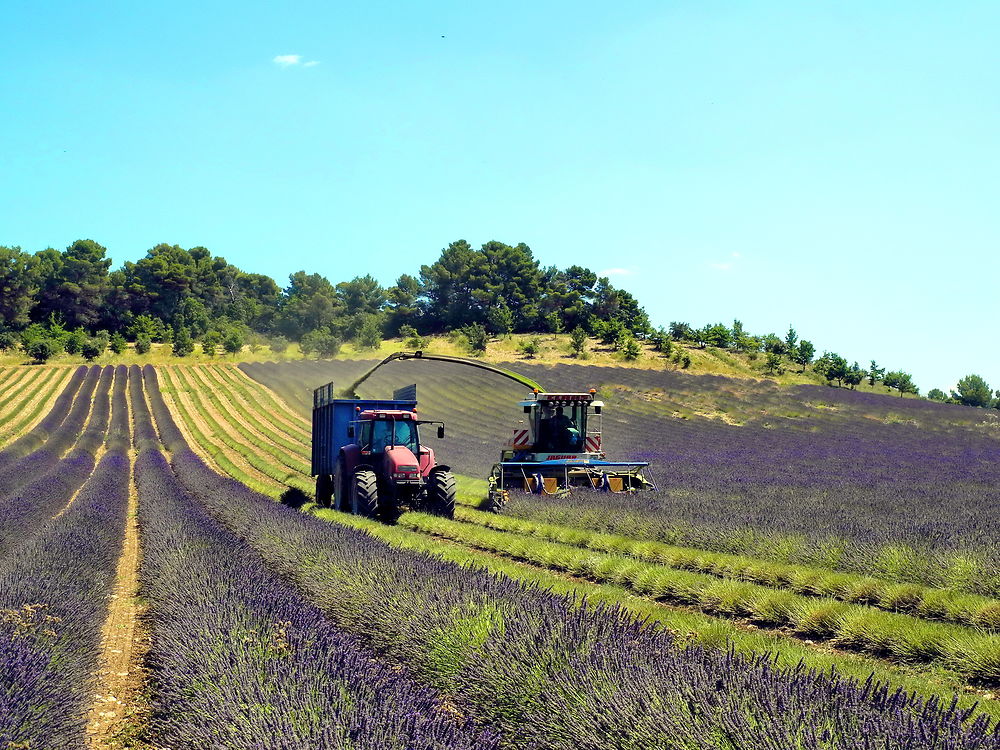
[0, 239, 651, 353]
[657, 320, 924, 396]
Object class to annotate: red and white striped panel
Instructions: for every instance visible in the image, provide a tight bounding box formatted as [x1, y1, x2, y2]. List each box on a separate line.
[585, 435, 602, 452]
[509, 429, 531, 448]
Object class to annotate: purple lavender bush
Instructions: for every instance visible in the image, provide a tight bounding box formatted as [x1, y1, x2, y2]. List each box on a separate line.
[0, 447, 130, 748]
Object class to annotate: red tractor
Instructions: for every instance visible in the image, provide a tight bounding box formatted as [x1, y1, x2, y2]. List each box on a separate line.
[311, 383, 455, 519]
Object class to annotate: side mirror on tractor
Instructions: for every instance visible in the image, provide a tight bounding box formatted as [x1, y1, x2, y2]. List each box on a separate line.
[437, 425, 445, 439]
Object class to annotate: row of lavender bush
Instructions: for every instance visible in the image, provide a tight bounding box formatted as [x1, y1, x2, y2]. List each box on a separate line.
[0, 366, 131, 748]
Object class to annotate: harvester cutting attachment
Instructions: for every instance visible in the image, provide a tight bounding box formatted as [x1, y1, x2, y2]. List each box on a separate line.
[485, 389, 655, 511]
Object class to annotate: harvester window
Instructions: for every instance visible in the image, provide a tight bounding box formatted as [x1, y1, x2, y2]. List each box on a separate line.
[538, 404, 586, 452]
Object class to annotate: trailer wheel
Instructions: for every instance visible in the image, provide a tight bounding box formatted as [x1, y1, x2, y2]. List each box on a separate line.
[350, 470, 379, 518]
[426, 469, 456, 518]
[315, 474, 334, 508]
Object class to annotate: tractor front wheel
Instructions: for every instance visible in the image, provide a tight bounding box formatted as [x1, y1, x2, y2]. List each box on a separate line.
[350, 470, 379, 518]
[426, 470, 456, 518]
[315, 474, 334, 508]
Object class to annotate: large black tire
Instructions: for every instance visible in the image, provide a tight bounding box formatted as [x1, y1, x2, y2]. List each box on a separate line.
[426, 470, 456, 518]
[350, 470, 379, 518]
[333, 457, 349, 511]
[315, 474, 334, 508]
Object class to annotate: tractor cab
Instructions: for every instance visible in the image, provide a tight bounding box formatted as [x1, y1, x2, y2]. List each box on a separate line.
[354, 410, 422, 454]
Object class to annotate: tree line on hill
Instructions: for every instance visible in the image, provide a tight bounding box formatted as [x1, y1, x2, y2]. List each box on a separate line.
[0, 238, 650, 361]
[1, 238, 994, 409]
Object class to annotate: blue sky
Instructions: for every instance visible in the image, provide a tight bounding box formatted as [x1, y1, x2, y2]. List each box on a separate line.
[2, 1, 997, 393]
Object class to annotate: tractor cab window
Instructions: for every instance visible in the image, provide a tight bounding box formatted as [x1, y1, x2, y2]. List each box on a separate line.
[369, 418, 419, 453]
[536, 403, 586, 453]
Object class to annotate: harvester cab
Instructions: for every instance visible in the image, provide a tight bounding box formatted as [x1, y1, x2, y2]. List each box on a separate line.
[487, 389, 654, 510]
[311, 382, 456, 520]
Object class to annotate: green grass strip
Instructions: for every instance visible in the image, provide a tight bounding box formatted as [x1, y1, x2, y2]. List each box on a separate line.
[190, 367, 312, 463]
[210, 365, 312, 441]
[0, 367, 55, 416]
[0, 368, 68, 445]
[308, 505, 1000, 723]
[399, 511, 1000, 685]
[454, 506, 1000, 630]
[203, 365, 313, 447]
[159, 367, 290, 498]
[169, 367, 313, 493]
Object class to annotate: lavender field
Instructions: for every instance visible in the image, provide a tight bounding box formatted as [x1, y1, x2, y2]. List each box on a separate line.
[3, 358, 1000, 747]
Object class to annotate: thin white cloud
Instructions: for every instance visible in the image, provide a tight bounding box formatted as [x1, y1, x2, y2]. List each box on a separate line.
[709, 252, 742, 272]
[599, 268, 632, 277]
[273, 54, 302, 67]
[303, 60, 320, 67]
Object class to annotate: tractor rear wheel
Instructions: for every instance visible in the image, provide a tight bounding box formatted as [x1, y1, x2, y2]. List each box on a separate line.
[315, 474, 334, 508]
[350, 470, 379, 518]
[426, 470, 456, 518]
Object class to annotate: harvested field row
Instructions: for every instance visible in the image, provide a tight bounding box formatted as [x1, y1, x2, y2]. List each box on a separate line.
[240, 358, 1000, 596]
[157, 366, 290, 497]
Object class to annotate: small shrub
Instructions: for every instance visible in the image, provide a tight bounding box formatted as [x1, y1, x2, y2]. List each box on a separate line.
[398, 325, 427, 349]
[201, 331, 222, 357]
[26, 338, 59, 364]
[247, 333, 265, 354]
[681, 354, 691, 369]
[316, 334, 342, 359]
[355, 315, 383, 350]
[301, 328, 341, 359]
[621, 336, 642, 361]
[223, 330, 245, 356]
[269, 335, 290, 354]
[518, 337, 541, 358]
[0, 331, 20, 352]
[461, 323, 488, 354]
[172, 327, 194, 357]
[109, 332, 127, 354]
[81, 338, 104, 361]
[135, 335, 152, 354]
[569, 327, 588, 358]
[93, 330, 111, 350]
[63, 329, 87, 355]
